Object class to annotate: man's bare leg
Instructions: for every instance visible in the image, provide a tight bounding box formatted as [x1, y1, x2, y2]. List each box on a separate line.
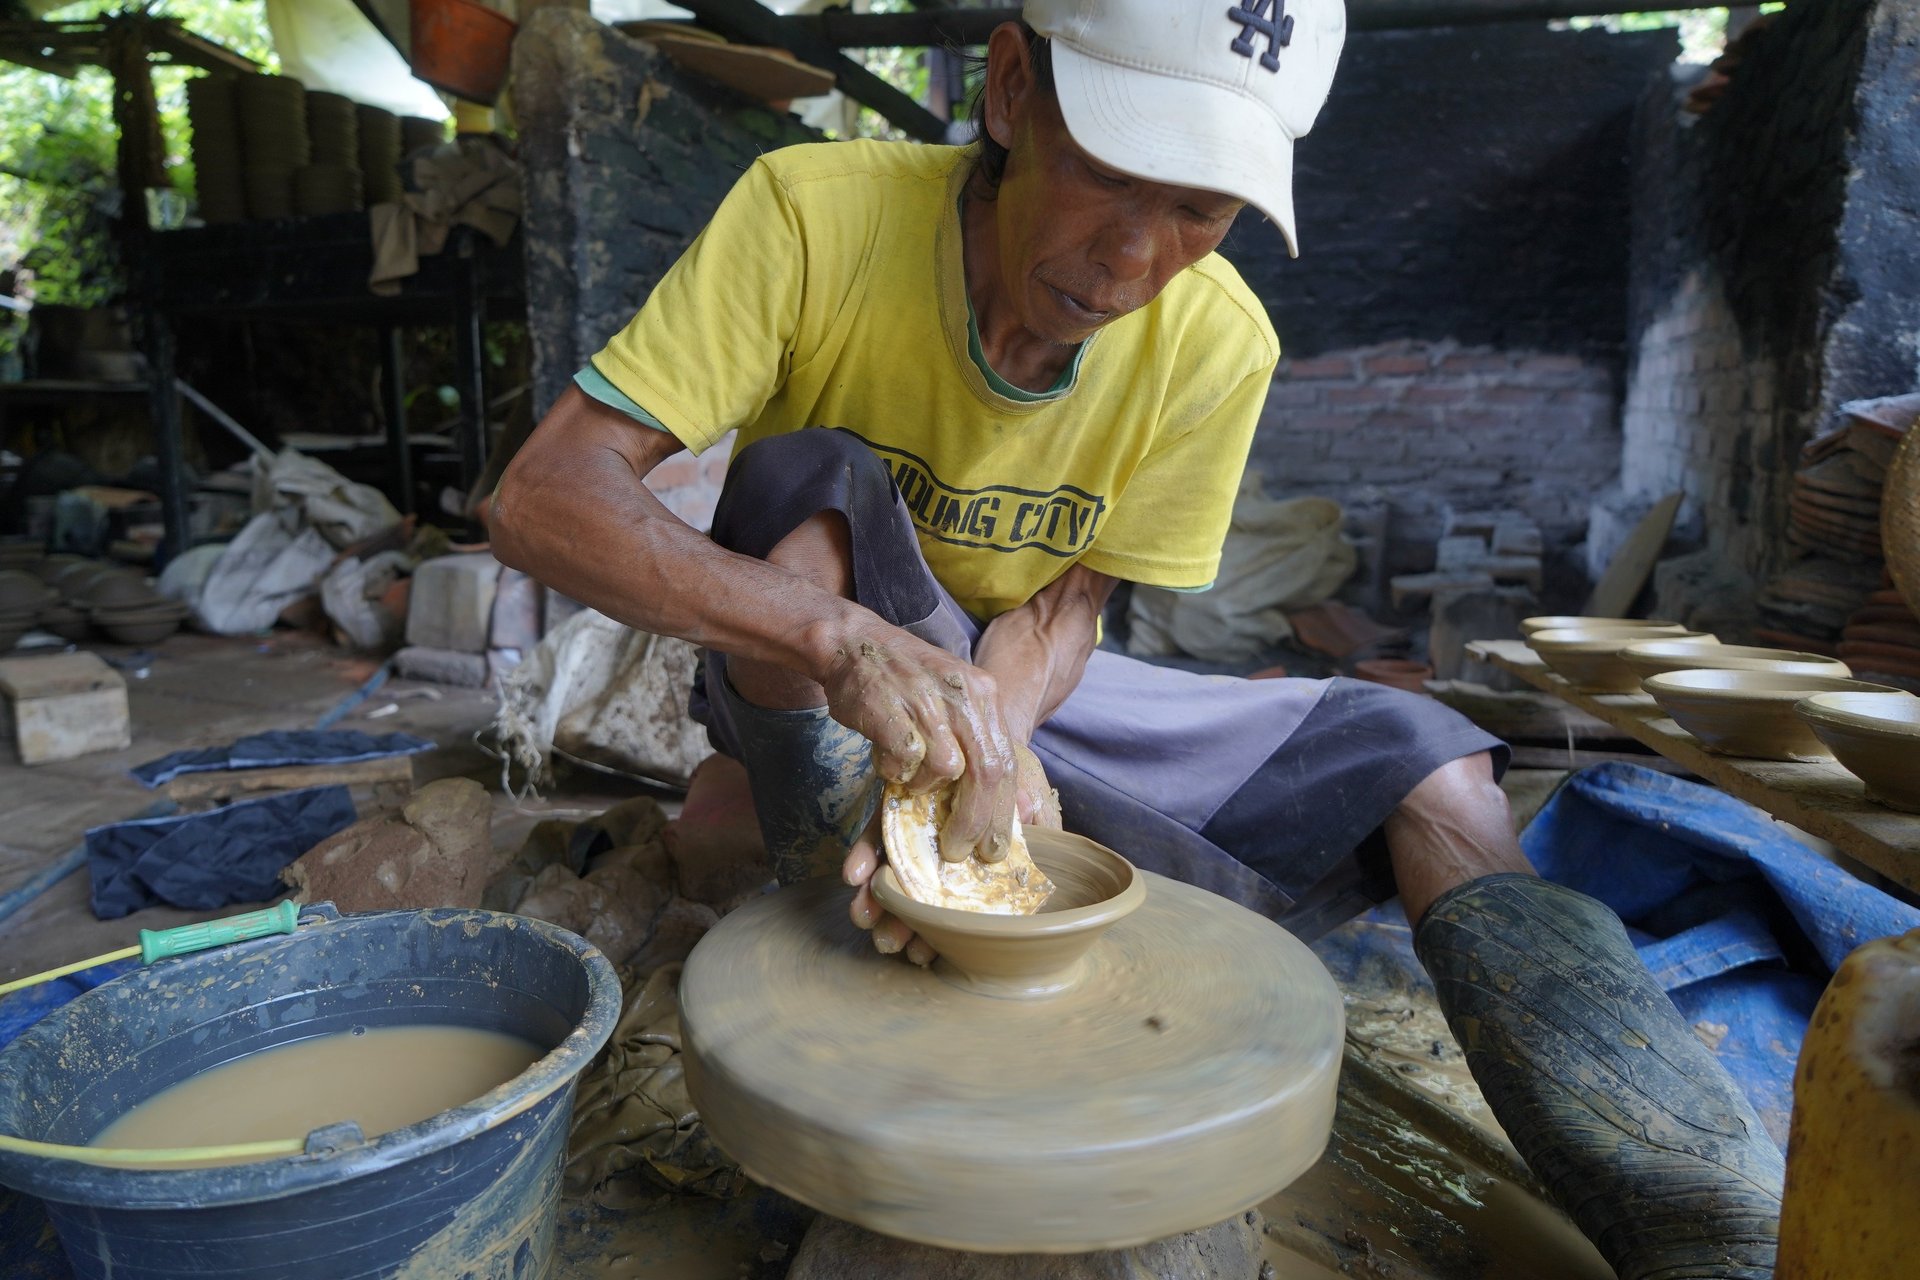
[712, 511, 880, 887]
[1386, 752, 1784, 1280]
[726, 511, 852, 711]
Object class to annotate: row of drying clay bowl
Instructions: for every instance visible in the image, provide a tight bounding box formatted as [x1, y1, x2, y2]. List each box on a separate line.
[0, 563, 187, 645]
[1521, 616, 1920, 812]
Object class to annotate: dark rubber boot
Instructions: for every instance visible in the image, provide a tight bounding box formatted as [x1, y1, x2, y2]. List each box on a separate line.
[714, 674, 878, 887]
[1413, 873, 1783, 1280]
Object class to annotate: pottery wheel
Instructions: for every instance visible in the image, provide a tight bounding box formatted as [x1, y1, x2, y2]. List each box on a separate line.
[679, 870, 1344, 1253]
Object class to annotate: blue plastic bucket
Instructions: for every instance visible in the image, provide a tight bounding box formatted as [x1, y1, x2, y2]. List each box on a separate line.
[0, 905, 620, 1279]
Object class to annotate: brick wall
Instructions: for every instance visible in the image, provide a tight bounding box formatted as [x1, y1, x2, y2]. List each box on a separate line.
[1222, 22, 1671, 605]
[1609, 0, 1920, 588]
[513, 11, 815, 529]
[1252, 340, 1618, 585]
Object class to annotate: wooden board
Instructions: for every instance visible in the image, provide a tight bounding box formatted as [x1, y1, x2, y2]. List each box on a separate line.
[1469, 639, 1920, 895]
[163, 753, 415, 802]
[1585, 491, 1682, 618]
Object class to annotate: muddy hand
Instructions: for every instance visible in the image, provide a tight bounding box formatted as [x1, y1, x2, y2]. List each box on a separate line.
[844, 812, 937, 966]
[1012, 743, 1062, 831]
[821, 633, 1018, 863]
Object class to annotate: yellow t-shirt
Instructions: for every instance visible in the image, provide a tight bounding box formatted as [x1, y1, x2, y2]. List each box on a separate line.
[592, 140, 1278, 621]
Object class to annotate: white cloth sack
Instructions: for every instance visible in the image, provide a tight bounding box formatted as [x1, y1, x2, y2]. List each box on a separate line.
[252, 448, 401, 550]
[1127, 475, 1356, 664]
[490, 608, 710, 794]
[182, 509, 336, 636]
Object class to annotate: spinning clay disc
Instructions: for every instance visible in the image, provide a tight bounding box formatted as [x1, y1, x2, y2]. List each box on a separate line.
[680, 857, 1345, 1253]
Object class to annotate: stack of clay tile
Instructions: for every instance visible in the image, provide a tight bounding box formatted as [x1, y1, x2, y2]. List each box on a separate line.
[1837, 586, 1920, 685]
[184, 75, 245, 224]
[1756, 394, 1918, 654]
[236, 72, 310, 220]
[357, 105, 403, 205]
[293, 91, 363, 216]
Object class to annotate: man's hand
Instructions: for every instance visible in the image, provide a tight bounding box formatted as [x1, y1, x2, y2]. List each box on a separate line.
[819, 634, 1020, 865]
[844, 744, 1061, 965]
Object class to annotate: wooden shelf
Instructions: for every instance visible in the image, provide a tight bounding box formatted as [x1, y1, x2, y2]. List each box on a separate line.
[1469, 638, 1920, 895]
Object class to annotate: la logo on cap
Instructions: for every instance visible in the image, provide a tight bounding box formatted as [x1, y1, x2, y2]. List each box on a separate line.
[1228, 0, 1295, 72]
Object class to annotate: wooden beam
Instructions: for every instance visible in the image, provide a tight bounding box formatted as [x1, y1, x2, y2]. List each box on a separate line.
[672, 0, 949, 143]
[163, 754, 416, 803]
[794, 2, 1714, 46]
[1469, 639, 1920, 896]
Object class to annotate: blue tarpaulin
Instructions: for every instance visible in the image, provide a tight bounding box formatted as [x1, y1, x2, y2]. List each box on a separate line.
[84, 785, 357, 920]
[1317, 762, 1920, 1146]
[129, 730, 434, 788]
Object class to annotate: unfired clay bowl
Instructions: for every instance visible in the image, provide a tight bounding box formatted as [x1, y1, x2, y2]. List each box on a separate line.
[0, 571, 55, 615]
[1528, 627, 1717, 693]
[1644, 670, 1906, 761]
[84, 572, 162, 610]
[1521, 615, 1686, 638]
[1795, 692, 1920, 812]
[91, 599, 186, 644]
[1620, 640, 1851, 685]
[872, 826, 1145, 999]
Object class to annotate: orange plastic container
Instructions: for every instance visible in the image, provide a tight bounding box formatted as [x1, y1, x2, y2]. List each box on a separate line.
[409, 0, 517, 105]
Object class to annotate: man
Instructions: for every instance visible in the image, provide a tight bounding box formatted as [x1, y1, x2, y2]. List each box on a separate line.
[493, 2, 1782, 1275]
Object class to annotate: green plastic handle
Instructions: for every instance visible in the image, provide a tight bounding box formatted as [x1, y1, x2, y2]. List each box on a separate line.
[139, 900, 301, 964]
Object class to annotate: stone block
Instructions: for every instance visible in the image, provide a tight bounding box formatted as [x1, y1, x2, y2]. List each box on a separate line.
[489, 567, 545, 650]
[0, 652, 130, 765]
[393, 645, 490, 687]
[406, 552, 502, 653]
[1430, 585, 1536, 683]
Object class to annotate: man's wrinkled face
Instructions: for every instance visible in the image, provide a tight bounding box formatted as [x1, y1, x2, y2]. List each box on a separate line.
[984, 53, 1245, 346]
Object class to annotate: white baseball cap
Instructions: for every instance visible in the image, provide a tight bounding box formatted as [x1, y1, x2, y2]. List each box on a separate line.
[1024, 0, 1347, 257]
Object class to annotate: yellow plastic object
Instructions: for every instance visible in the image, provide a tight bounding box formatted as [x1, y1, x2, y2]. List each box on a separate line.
[1776, 928, 1920, 1278]
[0, 1133, 305, 1168]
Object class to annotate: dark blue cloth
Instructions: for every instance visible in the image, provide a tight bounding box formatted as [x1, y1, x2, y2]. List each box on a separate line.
[129, 731, 434, 788]
[1518, 762, 1920, 1139]
[1315, 763, 1920, 1147]
[85, 786, 357, 920]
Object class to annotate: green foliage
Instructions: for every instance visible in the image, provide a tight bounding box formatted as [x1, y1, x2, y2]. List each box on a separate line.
[1564, 9, 1732, 64]
[0, 0, 276, 321]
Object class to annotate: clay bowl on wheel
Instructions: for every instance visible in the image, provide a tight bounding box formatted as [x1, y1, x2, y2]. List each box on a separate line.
[90, 599, 187, 645]
[1521, 615, 1686, 638]
[871, 827, 1145, 998]
[1794, 691, 1920, 812]
[1643, 670, 1906, 761]
[1528, 627, 1716, 693]
[1621, 640, 1851, 685]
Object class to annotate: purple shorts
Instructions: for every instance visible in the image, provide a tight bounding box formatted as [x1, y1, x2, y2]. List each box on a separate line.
[692, 429, 1507, 942]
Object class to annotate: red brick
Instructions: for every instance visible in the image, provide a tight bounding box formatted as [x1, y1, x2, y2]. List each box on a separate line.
[1362, 412, 1434, 432]
[1404, 386, 1471, 406]
[699, 451, 732, 485]
[1263, 383, 1323, 407]
[1363, 355, 1431, 376]
[1440, 355, 1511, 374]
[1519, 355, 1586, 374]
[1445, 409, 1519, 430]
[1289, 412, 1361, 431]
[1284, 356, 1357, 380]
[1327, 386, 1390, 407]
[1483, 386, 1551, 406]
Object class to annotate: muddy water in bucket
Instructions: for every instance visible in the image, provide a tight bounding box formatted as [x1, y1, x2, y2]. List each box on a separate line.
[0, 905, 620, 1280]
[92, 1025, 543, 1166]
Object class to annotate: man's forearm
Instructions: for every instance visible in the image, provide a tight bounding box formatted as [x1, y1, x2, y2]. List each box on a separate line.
[490, 389, 886, 684]
[973, 565, 1117, 742]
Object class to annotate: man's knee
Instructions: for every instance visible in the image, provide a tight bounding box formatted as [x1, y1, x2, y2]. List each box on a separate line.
[766, 511, 853, 598]
[710, 428, 893, 559]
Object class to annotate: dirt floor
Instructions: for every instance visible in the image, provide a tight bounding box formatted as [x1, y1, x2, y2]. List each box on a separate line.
[0, 631, 1602, 1279]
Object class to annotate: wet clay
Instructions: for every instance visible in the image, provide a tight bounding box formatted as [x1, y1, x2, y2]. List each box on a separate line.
[92, 1025, 543, 1163]
[872, 827, 1143, 998]
[679, 850, 1345, 1253]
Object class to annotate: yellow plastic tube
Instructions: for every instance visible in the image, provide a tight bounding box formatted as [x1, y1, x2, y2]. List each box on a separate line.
[0, 1133, 306, 1168]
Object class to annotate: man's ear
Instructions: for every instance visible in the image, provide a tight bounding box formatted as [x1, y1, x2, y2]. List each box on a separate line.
[981, 23, 1033, 152]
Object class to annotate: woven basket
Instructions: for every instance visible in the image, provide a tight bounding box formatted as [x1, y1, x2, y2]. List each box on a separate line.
[1886, 425, 1920, 617]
